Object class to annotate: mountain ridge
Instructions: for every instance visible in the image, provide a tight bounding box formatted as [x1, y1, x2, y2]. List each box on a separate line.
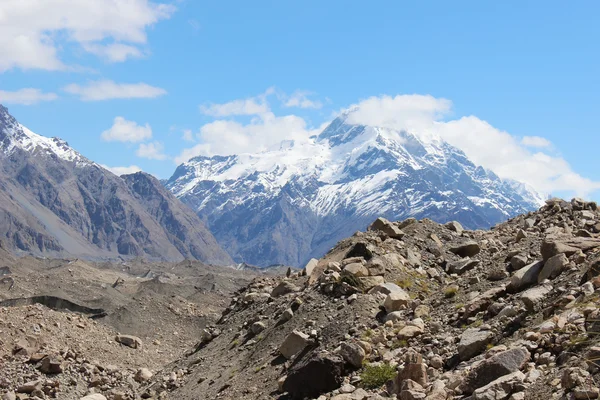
[167, 112, 545, 267]
[0, 105, 233, 265]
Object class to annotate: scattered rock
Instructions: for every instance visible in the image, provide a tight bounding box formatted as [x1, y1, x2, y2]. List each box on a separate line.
[279, 330, 310, 359]
[115, 334, 143, 349]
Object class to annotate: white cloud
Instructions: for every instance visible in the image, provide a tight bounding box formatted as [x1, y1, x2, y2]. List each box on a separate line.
[521, 135, 552, 148]
[283, 90, 323, 109]
[64, 80, 166, 101]
[101, 117, 152, 143]
[100, 164, 142, 176]
[82, 43, 145, 63]
[0, 88, 58, 105]
[0, 0, 175, 72]
[344, 95, 600, 197]
[200, 97, 270, 117]
[136, 141, 167, 160]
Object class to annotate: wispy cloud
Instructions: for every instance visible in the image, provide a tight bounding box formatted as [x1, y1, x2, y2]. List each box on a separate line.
[136, 141, 168, 160]
[100, 164, 142, 176]
[0, 88, 58, 105]
[64, 80, 166, 101]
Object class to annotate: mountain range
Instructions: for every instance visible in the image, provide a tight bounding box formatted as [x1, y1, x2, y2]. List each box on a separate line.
[166, 111, 545, 267]
[0, 105, 232, 265]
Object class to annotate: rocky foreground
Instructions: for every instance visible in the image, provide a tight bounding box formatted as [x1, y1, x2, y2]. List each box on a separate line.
[146, 198, 600, 400]
[3, 197, 600, 400]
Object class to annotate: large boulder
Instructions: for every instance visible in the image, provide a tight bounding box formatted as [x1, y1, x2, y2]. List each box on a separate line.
[369, 217, 405, 239]
[339, 341, 365, 368]
[279, 330, 310, 359]
[271, 281, 300, 297]
[304, 258, 319, 277]
[458, 329, 494, 361]
[449, 241, 481, 258]
[460, 347, 530, 394]
[115, 335, 142, 349]
[447, 258, 480, 274]
[507, 261, 543, 293]
[520, 284, 552, 311]
[343, 263, 369, 277]
[384, 290, 411, 313]
[541, 240, 579, 262]
[471, 371, 526, 400]
[282, 352, 346, 399]
[538, 253, 568, 283]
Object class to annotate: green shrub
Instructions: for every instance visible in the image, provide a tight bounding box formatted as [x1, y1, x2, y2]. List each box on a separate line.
[360, 363, 397, 389]
[444, 286, 458, 298]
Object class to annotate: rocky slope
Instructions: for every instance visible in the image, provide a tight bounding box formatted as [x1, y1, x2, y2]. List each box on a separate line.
[166, 111, 544, 267]
[140, 197, 600, 400]
[0, 105, 232, 264]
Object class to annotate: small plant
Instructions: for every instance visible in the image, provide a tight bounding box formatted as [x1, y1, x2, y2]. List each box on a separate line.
[391, 339, 408, 349]
[230, 339, 239, 349]
[470, 319, 483, 328]
[341, 274, 361, 288]
[486, 343, 495, 350]
[360, 363, 397, 389]
[444, 286, 458, 298]
[396, 277, 412, 289]
[361, 328, 374, 340]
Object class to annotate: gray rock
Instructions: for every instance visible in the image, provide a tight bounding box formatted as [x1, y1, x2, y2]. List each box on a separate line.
[447, 258, 480, 274]
[271, 281, 300, 297]
[369, 217, 405, 239]
[279, 330, 310, 359]
[449, 241, 481, 258]
[507, 261, 544, 293]
[115, 334, 143, 349]
[339, 341, 366, 368]
[304, 258, 319, 277]
[461, 347, 530, 394]
[541, 240, 579, 262]
[282, 352, 345, 399]
[472, 371, 526, 400]
[510, 255, 528, 271]
[251, 321, 267, 334]
[520, 284, 552, 311]
[458, 329, 494, 361]
[538, 253, 568, 283]
[445, 221, 464, 235]
[369, 282, 405, 296]
[384, 290, 411, 313]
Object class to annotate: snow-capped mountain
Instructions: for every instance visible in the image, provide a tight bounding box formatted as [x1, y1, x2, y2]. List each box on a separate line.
[0, 105, 232, 265]
[167, 112, 545, 267]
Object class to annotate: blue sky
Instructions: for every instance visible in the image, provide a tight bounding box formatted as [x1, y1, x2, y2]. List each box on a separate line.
[1, 1, 599, 199]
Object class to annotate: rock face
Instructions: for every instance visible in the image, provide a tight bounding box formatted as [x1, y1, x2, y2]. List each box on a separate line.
[0, 105, 232, 264]
[282, 353, 346, 399]
[166, 111, 543, 267]
[460, 348, 530, 394]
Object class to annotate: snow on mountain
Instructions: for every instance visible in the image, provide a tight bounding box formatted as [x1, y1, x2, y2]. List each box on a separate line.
[0, 105, 92, 166]
[167, 112, 546, 267]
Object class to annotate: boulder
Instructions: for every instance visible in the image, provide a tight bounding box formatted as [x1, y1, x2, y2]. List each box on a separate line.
[520, 284, 552, 311]
[369, 217, 405, 239]
[449, 241, 481, 258]
[369, 282, 405, 296]
[251, 321, 267, 334]
[343, 263, 369, 277]
[271, 281, 300, 297]
[279, 330, 310, 359]
[134, 368, 153, 382]
[541, 240, 579, 262]
[447, 258, 480, 274]
[115, 335, 142, 349]
[384, 290, 411, 313]
[510, 255, 528, 271]
[445, 221, 464, 235]
[80, 395, 108, 400]
[282, 353, 346, 399]
[507, 261, 543, 293]
[538, 253, 568, 283]
[339, 341, 365, 368]
[304, 258, 319, 277]
[471, 371, 526, 400]
[460, 347, 530, 394]
[395, 351, 428, 389]
[40, 356, 64, 374]
[458, 329, 494, 361]
[358, 276, 386, 291]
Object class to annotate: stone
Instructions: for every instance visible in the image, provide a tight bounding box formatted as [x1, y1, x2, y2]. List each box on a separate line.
[367, 258, 387, 276]
[562, 367, 590, 391]
[369, 217, 405, 239]
[449, 241, 481, 258]
[271, 281, 300, 297]
[345, 242, 374, 260]
[80, 395, 108, 400]
[40, 356, 64, 374]
[115, 334, 142, 349]
[400, 380, 426, 400]
[369, 282, 405, 296]
[384, 290, 411, 313]
[507, 261, 544, 293]
[582, 281, 595, 295]
[134, 368, 153, 382]
[281, 308, 294, 322]
[515, 230, 527, 242]
[471, 371, 526, 400]
[251, 321, 267, 334]
[304, 258, 319, 277]
[343, 263, 369, 277]
[279, 330, 310, 359]
[414, 305, 430, 319]
[385, 311, 404, 323]
[447, 258, 480, 274]
[358, 276, 385, 291]
[458, 329, 494, 361]
[396, 351, 428, 389]
[17, 380, 42, 394]
[510, 255, 528, 271]
[445, 221, 464, 235]
[406, 248, 422, 266]
[339, 341, 365, 368]
[538, 253, 568, 283]
[1, 393, 16, 400]
[397, 325, 423, 339]
[460, 347, 530, 394]
[541, 240, 579, 262]
[573, 387, 600, 399]
[520, 284, 552, 311]
[282, 353, 345, 399]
